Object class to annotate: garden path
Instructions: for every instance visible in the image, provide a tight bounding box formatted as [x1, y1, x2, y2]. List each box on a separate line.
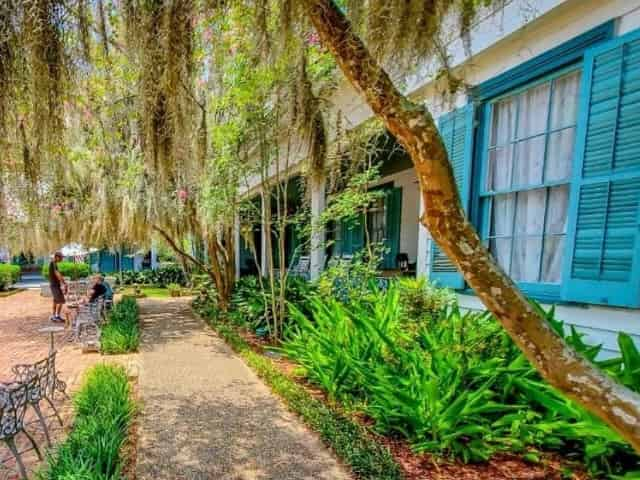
[135, 297, 351, 480]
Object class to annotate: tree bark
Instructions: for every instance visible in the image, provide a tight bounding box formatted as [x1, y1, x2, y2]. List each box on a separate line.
[302, 0, 640, 451]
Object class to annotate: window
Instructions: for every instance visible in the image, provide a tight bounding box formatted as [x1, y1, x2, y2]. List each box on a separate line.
[366, 196, 387, 245]
[481, 69, 582, 285]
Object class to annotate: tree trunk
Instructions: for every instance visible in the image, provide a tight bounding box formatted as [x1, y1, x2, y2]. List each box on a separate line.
[302, 0, 640, 451]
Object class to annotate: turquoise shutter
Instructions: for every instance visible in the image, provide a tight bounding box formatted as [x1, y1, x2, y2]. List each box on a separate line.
[340, 216, 364, 255]
[562, 29, 640, 308]
[429, 103, 475, 288]
[383, 187, 402, 269]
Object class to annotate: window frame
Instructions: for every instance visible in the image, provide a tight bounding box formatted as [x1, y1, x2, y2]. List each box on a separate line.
[475, 64, 583, 302]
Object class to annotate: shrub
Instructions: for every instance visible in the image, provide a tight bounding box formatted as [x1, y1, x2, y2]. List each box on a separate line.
[282, 283, 640, 477]
[40, 364, 134, 479]
[42, 261, 90, 280]
[396, 277, 456, 322]
[101, 297, 140, 354]
[167, 283, 182, 297]
[0, 264, 20, 290]
[228, 275, 316, 335]
[115, 264, 187, 287]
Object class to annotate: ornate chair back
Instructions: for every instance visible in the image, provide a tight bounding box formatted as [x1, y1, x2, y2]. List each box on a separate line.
[0, 381, 30, 440]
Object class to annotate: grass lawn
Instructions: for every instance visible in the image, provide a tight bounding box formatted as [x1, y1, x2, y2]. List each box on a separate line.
[120, 286, 170, 298]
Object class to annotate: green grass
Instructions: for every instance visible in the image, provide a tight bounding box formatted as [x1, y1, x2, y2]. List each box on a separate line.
[101, 297, 140, 354]
[120, 286, 171, 298]
[208, 319, 402, 480]
[39, 364, 135, 480]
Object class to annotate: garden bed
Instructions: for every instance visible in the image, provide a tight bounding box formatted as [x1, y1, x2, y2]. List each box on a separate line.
[194, 274, 640, 479]
[213, 320, 588, 480]
[101, 297, 141, 354]
[39, 364, 137, 479]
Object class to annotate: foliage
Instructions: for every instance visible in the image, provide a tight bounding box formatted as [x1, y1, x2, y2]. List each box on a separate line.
[317, 251, 381, 302]
[167, 283, 182, 297]
[282, 284, 640, 477]
[227, 275, 316, 336]
[396, 277, 457, 323]
[205, 315, 402, 480]
[0, 263, 20, 290]
[39, 364, 135, 480]
[115, 264, 187, 287]
[101, 297, 140, 354]
[41, 261, 90, 280]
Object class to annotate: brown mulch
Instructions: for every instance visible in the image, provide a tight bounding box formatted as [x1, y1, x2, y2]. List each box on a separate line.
[234, 326, 589, 480]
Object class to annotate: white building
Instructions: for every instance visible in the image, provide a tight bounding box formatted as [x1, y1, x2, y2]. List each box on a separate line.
[237, 0, 640, 358]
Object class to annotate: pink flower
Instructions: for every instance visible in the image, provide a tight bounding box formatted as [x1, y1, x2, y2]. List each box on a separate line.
[178, 189, 188, 201]
[52, 204, 62, 214]
[306, 32, 320, 46]
[203, 28, 213, 42]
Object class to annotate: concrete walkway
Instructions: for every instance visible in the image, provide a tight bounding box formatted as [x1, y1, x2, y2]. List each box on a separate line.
[135, 298, 351, 480]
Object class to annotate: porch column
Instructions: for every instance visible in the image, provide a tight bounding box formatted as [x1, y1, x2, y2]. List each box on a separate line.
[151, 241, 159, 270]
[234, 214, 241, 280]
[309, 175, 326, 280]
[260, 195, 269, 276]
[416, 192, 430, 278]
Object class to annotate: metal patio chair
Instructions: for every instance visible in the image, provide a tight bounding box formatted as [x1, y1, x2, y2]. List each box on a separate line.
[11, 353, 65, 448]
[0, 381, 42, 480]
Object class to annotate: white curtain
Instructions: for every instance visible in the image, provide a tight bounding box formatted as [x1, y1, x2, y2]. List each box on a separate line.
[488, 71, 580, 283]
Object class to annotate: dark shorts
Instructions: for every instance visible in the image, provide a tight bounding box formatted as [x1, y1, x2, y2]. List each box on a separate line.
[50, 284, 65, 304]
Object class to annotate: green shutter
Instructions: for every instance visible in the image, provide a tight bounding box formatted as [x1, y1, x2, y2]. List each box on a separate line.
[429, 103, 475, 289]
[562, 29, 640, 307]
[383, 187, 402, 269]
[340, 216, 364, 256]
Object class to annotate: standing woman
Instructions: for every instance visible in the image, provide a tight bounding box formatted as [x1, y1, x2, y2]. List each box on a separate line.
[49, 252, 67, 322]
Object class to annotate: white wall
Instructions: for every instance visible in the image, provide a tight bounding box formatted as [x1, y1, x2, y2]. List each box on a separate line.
[458, 294, 640, 359]
[373, 169, 421, 263]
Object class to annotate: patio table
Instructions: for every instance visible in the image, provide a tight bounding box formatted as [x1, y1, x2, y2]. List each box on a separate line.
[37, 325, 65, 353]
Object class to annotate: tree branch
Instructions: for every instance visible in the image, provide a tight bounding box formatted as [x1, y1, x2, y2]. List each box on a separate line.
[152, 224, 210, 274]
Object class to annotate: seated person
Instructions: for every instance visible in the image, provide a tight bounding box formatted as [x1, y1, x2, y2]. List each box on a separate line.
[102, 277, 114, 300]
[86, 275, 108, 303]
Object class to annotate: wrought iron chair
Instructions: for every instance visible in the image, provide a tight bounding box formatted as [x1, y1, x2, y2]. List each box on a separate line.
[11, 353, 65, 447]
[0, 381, 42, 480]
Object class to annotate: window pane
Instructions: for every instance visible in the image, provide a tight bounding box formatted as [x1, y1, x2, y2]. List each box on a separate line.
[491, 193, 515, 237]
[545, 185, 569, 235]
[491, 98, 517, 146]
[512, 237, 543, 282]
[513, 136, 545, 187]
[488, 146, 513, 190]
[541, 236, 565, 283]
[515, 189, 546, 235]
[490, 238, 512, 274]
[545, 128, 575, 182]
[551, 71, 581, 129]
[517, 82, 551, 138]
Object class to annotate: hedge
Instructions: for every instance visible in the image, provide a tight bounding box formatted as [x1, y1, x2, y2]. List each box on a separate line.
[0, 264, 21, 291]
[42, 261, 91, 280]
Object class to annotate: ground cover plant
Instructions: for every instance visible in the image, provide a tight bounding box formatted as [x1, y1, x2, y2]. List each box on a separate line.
[280, 282, 640, 478]
[101, 297, 140, 354]
[0, 263, 20, 290]
[41, 261, 90, 280]
[39, 364, 135, 480]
